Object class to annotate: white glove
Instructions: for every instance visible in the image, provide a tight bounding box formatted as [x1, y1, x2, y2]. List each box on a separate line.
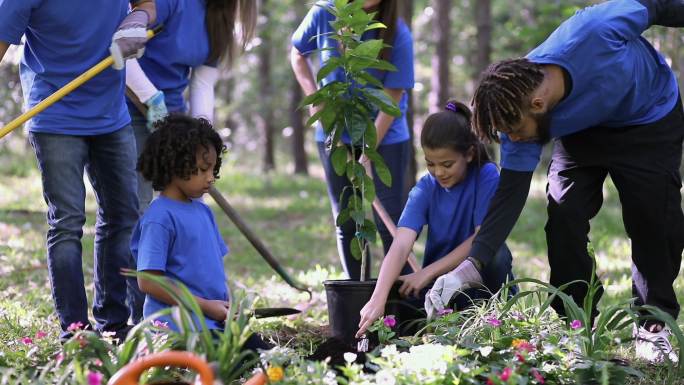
[424, 258, 483, 320]
[110, 10, 149, 70]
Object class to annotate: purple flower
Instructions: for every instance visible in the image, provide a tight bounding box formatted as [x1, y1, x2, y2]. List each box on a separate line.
[500, 367, 513, 381]
[486, 316, 502, 327]
[531, 368, 545, 384]
[20, 337, 33, 345]
[438, 308, 453, 317]
[35, 331, 48, 339]
[383, 315, 396, 328]
[570, 319, 583, 330]
[152, 320, 169, 329]
[87, 371, 103, 385]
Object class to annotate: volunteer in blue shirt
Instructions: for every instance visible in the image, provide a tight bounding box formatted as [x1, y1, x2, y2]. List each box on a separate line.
[459, 0, 683, 363]
[125, 0, 256, 213]
[356, 101, 515, 337]
[0, 0, 156, 341]
[291, 0, 415, 280]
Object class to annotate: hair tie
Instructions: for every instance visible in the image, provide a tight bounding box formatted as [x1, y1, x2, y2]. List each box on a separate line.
[445, 101, 459, 113]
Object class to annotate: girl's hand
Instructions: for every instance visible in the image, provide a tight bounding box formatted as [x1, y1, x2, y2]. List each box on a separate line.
[202, 300, 231, 322]
[356, 298, 385, 338]
[398, 270, 432, 298]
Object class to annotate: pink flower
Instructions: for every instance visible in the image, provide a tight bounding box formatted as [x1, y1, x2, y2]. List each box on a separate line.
[35, 331, 48, 339]
[152, 320, 169, 329]
[67, 321, 84, 332]
[55, 352, 65, 365]
[500, 367, 513, 382]
[438, 308, 454, 316]
[486, 378, 495, 385]
[20, 337, 33, 345]
[93, 359, 103, 367]
[531, 368, 545, 384]
[87, 371, 103, 385]
[515, 352, 525, 362]
[570, 319, 583, 330]
[383, 315, 396, 328]
[486, 316, 502, 327]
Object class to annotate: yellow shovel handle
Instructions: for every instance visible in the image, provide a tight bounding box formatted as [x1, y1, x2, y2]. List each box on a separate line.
[0, 29, 158, 140]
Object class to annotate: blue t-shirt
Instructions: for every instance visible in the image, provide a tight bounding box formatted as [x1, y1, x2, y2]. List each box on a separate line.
[131, 196, 229, 331]
[291, 1, 414, 145]
[398, 163, 499, 267]
[0, 0, 131, 135]
[500, 0, 679, 172]
[133, 0, 211, 112]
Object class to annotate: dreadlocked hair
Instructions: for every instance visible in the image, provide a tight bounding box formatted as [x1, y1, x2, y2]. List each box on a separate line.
[421, 100, 491, 168]
[137, 115, 226, 191]
[471, 58, 544, 143]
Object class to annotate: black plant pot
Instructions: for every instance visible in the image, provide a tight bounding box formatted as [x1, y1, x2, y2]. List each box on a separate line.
[323, 279, 401, 344]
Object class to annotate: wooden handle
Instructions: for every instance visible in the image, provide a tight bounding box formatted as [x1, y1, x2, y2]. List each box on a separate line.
[107, 351, 213, 385]
[372, 198, 421, 272]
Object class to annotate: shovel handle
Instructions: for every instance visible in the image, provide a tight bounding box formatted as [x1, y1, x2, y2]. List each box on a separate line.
[371, 198, 421, 273]
[0, 28, 160, 140]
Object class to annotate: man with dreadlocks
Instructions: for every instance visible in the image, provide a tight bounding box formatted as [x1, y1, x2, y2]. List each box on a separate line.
[430, 0, 684, 364]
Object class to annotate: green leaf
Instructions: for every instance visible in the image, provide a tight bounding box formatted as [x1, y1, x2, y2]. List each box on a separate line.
[350, 237, 362, 260]
[350, 39, 383, 60]
[366, 147, 392, 187]
[363, 88, 401, 117]
[366, 59, 397, 72]
[350, 209, 365, 224]
[336, 207, 351, 227]
[361, 218, 377, 242]
[364, 22, 386, 32]
[357, 72, 384, 88]
[316, 57, 342, 83]
[362, 174, 375, 202]
[331, 146, 348, 176]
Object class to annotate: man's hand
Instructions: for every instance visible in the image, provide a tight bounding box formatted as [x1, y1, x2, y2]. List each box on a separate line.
[145, 91, 168, 130]
[110, 10, 149, 70]
[356, 298, 385, 338]
[397, 269, 432, 298]
[202, 299, 230, 322]
[424, 259, 483, 319]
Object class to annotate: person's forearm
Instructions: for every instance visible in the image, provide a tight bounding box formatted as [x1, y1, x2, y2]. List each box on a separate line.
[290, 47, 318, 96]
[470, 169, 533, 266]
[0, 41, 9, 62]
[132, 0, 157, 25]
[370, 229, 416, 302]
[373, 88, 403, 146]
[637, 0, 684, 27]
[139, 276, 211, 312]
[420, 231, 478, 281]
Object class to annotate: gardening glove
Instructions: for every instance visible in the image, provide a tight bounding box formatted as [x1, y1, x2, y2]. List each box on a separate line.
[424, 258, 483, 320]
[144, 91, 168, 131]
[110, 10, 150, 70]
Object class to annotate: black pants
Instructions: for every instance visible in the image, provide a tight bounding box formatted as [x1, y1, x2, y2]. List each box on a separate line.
[545, 100, 684, 320]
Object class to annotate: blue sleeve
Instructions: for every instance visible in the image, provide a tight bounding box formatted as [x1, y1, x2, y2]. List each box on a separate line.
[499, 133, 542, 172]
[383, 20, 414, 90]
[593, 0, 650, 41]
[473, 164, 500, 226]
[397, 178, 429, 232]
[136, 222, 173, 271]
[0, 0, 36, 44]
[291, 2, 327, 54]
[151, 0, 177, 28]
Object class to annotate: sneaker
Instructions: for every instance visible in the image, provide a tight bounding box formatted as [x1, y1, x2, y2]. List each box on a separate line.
[634, 324, 679, 364]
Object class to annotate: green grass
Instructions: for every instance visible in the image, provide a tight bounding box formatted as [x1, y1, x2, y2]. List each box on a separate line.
[0, 148, 682, 383]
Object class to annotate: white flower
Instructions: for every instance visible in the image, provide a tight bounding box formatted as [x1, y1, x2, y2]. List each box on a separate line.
[380, 344, 398, 358]
[344, 352, 357, 364]
[375, 370, 396, 385]
[479, 346, 493, 357]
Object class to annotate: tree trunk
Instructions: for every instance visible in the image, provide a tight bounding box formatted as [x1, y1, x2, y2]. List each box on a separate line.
[290, 77, 308, 174]
[400, 0, 417, 198]
[473, 0, 492, 81]
[429, 0, 451, 113]
[259, 0, 275, 172]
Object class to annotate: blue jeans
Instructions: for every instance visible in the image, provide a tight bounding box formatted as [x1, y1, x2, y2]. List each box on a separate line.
[29, 126, 144, 337]
[317, 140, 410, 280]
[128, 105, 154, 215]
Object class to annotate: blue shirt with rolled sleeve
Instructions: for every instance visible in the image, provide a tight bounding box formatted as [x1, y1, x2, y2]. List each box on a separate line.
[291, 0, 414, 145]
[131, 196, 229, 331]
[0, 0, 131, 135]
[398, 163, 500, 267]
[134, 0, 212, 112]
[500, 0, 679, 172]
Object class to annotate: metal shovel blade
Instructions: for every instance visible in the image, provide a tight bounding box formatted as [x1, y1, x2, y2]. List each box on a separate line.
[252, 307, 301, 319]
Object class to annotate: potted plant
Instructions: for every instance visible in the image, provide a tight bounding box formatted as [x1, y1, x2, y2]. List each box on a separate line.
[300, 0, 402, 344]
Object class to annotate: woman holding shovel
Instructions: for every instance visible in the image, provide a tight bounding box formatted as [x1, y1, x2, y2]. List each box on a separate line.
[291, 0, 415, 280]
[0, 0, 155, 341]
[125, 0, 256, 214]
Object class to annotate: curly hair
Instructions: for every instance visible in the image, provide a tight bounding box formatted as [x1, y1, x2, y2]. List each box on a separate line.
[421, 100, 491, 168]
[471, 58, 544, 142]
[137, 115, 226, 191]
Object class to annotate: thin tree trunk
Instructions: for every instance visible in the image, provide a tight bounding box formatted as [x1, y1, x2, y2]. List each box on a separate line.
[473, 0, 491, 81]
[400, 0, 417, 197]
[259, 0, 275, 171]
[290, 77, 308, 174]
[429, 0, 451, 113]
